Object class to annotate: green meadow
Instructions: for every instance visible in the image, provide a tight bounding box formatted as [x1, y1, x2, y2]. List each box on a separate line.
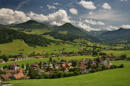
[0, 40, 86, 56]
[6, 60, 130, 86]
[0, 56, 96, 67]
[103, 50, 130, 57]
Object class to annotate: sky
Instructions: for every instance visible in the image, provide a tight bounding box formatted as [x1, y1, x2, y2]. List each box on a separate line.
[0, 0, 130, 31]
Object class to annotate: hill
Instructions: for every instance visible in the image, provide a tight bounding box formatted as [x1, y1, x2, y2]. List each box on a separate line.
[9, 20, 101, 42]
[100, 28, 130, 44]
[0, 28, 54, 46]
[43, 23, 101, 42]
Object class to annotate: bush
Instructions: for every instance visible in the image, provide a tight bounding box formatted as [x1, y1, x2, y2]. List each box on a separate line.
[110, 65, 117, 69]
[118, 64, 124, 68]
[89, 69, 96, 73]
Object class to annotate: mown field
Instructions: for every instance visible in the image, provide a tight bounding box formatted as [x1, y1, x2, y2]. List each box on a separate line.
[5, 60, 130, 86]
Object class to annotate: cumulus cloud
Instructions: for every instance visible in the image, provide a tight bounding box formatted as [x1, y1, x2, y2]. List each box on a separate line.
[0, 8, 30, 25]
[76, 21, 100, 31]
[47, 5, 56, 9]
[85, 19, 105, 25]
[69, 8, 78, 15]
[28, 12, 48, 22]
[47, 9, 70, 26]
[121, 25, 130, 29]
[0, 8, 70, 26]
[28, 9, 70, 26]
[102, 3, 111, 10]
[79, 0, 96, 10]
[86, 10, 125, 22]
[106, 25, 118, 31]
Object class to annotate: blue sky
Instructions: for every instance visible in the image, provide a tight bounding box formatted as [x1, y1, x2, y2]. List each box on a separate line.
[0, 0, 130, 31]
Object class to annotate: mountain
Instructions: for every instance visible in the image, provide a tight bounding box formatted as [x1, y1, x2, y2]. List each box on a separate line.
[12, 20, 49, 29]
[100, 28, 130, 44]
[43, 23, 101, 42]
[1, 20, 101, 43]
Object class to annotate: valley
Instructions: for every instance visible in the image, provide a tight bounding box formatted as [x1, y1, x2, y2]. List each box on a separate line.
[0, 20, 130, 86]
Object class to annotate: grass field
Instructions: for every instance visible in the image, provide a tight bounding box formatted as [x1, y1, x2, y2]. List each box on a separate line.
[0, 56, 96, 67]
[103, 50, 130, 57]
[5, 60, 130, 86]
[0, 40, 86, 56]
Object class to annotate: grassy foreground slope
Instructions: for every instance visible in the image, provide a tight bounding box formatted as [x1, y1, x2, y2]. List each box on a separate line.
[7, 61, 130, 86]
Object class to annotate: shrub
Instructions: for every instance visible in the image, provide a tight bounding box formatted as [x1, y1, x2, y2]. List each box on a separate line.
[118, 64, 124, 68]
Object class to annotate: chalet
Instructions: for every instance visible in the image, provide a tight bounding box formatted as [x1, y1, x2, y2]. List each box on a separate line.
[78, 64, 88, 73]
[38, 69, 44, 75]
[49, 70, 54, 75]
[0, 59, 5, 64]
[0, 80, 2, 86]
[0, 67, 3, 71]
[99, 56, 103, 62]
[31, 63, 39, 69]
[2, 69, 25, 80]
[49, 63, 53, 69]
[8, 64, 20, 70]
[8, 58, 15, 62]
[35, 56, 42, 59]
[15, 57, 23, 61]
[101, 60, 112, 68]
[43, 62, 49, 69]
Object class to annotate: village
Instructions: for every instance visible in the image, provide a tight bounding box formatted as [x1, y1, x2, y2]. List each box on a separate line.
[0, 55, 124, 83]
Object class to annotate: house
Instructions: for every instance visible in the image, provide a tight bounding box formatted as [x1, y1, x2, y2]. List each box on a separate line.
[8, 64, 20, 70]
[0, 80, 2, 86]
[35, 56, 42, 59]
[31, 63, 39, 69]
[99, 56, 103, 62]
[2, 69, 25, 80]
[38, 69, 44, 75]
[8, 58, 15, 61]
[78, 64, 88, 73]
[0, 59, 5, 64]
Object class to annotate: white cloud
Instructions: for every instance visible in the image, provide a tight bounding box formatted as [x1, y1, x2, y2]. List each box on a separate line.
[47, 9, 70, 26]
[79, 0, 96, 10]
[86, 10, 125, 22]
[28, 9, 70, 26]
[47, 5, 56, 9]
[121, 25, 130, 29]
[76, 21, 100, 31]
[102, 3, 111, 10]
[106, 25, 118, 31]
[28, 12, 48, 22]
[85, 19, 105, 25]
[0, 8, 30, 25]
[0, 8, 70, 26]
[69, 8, 78, 15]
